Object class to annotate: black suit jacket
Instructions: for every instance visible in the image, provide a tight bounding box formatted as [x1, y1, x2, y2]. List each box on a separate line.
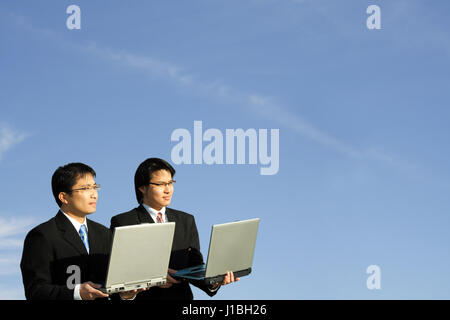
[110, 205, 218, 300]
[20, 211, 112, 300]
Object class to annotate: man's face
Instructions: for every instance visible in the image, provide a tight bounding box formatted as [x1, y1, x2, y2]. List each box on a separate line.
[139, 169, 174, 211]
[61, 173, 98, 217]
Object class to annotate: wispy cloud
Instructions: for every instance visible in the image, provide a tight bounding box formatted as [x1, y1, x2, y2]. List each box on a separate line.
[0, 216, 35, 297]
[0, 217, 36, 238]
[67, 35, 409, 169]
[0, 124, 27, 161]
[0, 217, 35, 250]
[246, 94, 417, 171]
[79, 41, 368, 160]
[0, 255, 21, 276]
[83, 42, 195, 86]
[8, 13, 412, 171]
[77, 42, 413, 170]
[248, 95, 362, 157]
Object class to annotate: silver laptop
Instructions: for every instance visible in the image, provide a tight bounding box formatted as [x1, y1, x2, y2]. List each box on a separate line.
[101, 222, 175, 294]
[172, 218, 259, 285]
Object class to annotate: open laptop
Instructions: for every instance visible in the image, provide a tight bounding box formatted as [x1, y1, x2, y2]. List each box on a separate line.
[100, 222, 175, 294]
[172, 218, 259, 285]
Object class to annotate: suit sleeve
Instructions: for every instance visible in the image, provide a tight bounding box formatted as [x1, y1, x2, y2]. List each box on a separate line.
[20, 230, 74, 300]
[110, 214, 134, 231]
[110, 216, 119, 232]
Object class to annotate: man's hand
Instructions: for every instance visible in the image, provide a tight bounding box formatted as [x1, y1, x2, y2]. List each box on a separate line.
[211, 271, 240, 290]
[159, 268, 181, 289]
[119, 288, 147, 300]
[222, 271, 240, 285]
[79, 281, 109, 300]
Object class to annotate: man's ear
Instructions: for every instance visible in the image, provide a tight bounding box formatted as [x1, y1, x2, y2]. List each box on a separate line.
[59, 192, 70, 205]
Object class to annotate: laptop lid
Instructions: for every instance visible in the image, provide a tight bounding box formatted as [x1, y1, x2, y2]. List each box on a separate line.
[105, 222, 175, 290]
[205, 218, 259, 278]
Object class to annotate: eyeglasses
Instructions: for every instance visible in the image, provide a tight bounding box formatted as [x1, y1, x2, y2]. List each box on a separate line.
[71, 184, 101, 192]
[148, 180, 176, 188]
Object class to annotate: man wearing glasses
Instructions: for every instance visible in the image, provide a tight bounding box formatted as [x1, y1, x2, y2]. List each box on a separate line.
[20, 162, 135, 300]
[110, 158, 239, 300]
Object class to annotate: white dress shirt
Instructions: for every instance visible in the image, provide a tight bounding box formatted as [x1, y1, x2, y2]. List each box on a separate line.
[142, 203, 167, 223]
[61, 210, 88, 301]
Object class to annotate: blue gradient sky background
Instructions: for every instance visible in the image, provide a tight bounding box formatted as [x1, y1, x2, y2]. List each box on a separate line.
[1, 0, 450, 299]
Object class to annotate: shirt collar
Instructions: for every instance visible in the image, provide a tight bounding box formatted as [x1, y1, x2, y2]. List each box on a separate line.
[142, 203, 166, 222]
[61, 210, 88, 232]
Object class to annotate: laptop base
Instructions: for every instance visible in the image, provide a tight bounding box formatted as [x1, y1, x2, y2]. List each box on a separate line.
[172, 267, 252, 285]
[99, 277, 167, 294]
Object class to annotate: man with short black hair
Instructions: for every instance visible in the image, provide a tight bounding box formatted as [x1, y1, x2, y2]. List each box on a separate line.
[20, 163, 115, 300]
[110, 158, 239, 300]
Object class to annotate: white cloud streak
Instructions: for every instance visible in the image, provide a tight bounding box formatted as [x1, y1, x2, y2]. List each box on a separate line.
[0, 217, 35, 250]
[0, 217, 35, 281]
[74, 40, 409, 167]
[81, 42, 415, 170]
[0, 217, 35, 238]
[0, 255, 21, 276]
[82, 42, 194, 87]
[9, 13, 411, 170]
[0, 125, 27, 161]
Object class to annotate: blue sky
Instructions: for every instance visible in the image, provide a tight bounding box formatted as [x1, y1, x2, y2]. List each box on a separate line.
[1, 0, 450, 299]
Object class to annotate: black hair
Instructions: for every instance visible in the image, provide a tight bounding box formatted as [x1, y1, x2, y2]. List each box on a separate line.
[51, 162, 96, 207]
[134, 158, 176, 204]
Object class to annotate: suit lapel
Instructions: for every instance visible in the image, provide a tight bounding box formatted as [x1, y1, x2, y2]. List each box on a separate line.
[56, 211, 88, 255]
[136, 204, 154, 224]
[166, 208, 176, 223]
[86, 219, 98, 254]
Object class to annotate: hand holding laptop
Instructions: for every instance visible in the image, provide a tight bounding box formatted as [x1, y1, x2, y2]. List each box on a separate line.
[159, 268, 181, 288]
[80, 281, 110, 300]
[119, 287, 148, 300]
[210, 271, 240, 290]
[222, 271, 240, 285]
